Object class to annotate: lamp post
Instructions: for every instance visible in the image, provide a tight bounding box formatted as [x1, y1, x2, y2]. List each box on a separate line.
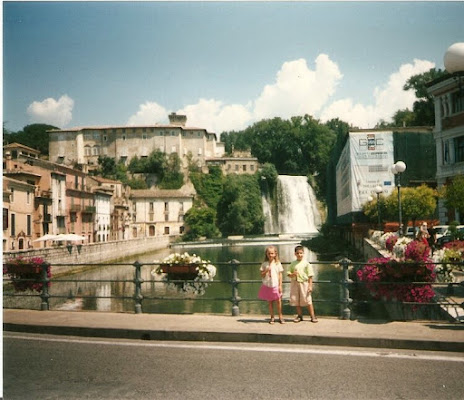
[391, 161, 407, 236]
[375, 185, 383, 232]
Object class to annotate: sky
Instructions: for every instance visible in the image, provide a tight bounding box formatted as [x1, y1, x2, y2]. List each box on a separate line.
[2, 1, 464, 136]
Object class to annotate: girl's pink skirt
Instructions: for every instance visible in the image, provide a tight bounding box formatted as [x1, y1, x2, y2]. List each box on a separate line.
[258, 285, 281, 301]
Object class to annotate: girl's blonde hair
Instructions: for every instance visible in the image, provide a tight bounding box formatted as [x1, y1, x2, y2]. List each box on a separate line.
[264, 245, 280, 263]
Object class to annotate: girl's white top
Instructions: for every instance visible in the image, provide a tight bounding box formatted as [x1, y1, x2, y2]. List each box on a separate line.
[260, 261, 283, 288]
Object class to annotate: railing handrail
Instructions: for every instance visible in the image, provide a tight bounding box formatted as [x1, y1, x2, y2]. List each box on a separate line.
[3, 259, 463, 320]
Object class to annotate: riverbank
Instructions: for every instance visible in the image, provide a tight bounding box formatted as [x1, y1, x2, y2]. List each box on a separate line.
[3, 236, 173, 275]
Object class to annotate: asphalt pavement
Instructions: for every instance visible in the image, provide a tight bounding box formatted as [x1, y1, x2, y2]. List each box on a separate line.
[3, 309, 464, 352]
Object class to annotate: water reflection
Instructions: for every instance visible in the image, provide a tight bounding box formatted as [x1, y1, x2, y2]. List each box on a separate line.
[5, 241, 343, 316]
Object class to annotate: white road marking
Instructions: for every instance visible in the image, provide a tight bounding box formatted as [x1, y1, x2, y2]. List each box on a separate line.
[5, 333, 464, 363]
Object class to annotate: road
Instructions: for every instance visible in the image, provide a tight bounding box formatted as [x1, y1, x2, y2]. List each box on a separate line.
[3, 332, 464, 400]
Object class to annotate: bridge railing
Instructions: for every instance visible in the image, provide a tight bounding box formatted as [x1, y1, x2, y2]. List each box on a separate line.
[3, 259, 463, 321]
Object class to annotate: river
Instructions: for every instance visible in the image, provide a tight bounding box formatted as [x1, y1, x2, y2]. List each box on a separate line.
[4, 239, 344, 317]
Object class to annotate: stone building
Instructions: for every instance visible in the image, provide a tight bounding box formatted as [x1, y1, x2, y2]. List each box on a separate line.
[130, 184, 195, 238]
[206, 150, 259, 175]
[48, 113, 223, 171]
[2, 176, 36, 251]
[427, 43, 464, 224]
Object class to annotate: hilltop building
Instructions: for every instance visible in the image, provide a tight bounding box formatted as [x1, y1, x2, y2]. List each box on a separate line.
[48, 113, 224, 171]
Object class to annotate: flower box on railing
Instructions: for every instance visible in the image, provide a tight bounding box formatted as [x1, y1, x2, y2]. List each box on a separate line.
[5, 264, 41, 274]
[159, 264, 198, 275]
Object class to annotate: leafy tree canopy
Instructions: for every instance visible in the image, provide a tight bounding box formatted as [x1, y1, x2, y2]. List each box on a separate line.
[216, 174, 264, 236]
[3, 123, 58, 156]
[441, 175, 464, 220]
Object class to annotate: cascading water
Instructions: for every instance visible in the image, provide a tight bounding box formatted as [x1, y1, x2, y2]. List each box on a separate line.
[262, 175, 321, 235]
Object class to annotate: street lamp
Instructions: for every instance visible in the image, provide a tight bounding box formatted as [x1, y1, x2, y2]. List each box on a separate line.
[375, 185, 383, 232]
[391, 161, 407, 236]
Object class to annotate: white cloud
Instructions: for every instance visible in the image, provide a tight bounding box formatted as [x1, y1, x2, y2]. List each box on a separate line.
[253, 55, 343, 121]
[178, 99, 252, 133]
[127, 56, 436, 134]
[319, 59, 436, 128]
[127, 102, 169, 125]
[27, 95, 74, 127]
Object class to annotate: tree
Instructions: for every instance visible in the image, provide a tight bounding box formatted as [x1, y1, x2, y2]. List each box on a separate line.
[441, 175, 464, 222]
[3, 123, 58, 156]
[159, 153, 184, 189]
[383, 185, 437, 228]
[183, 206, 220, 240]
[403, 68, 448, 126]
[216, 174, 264, 236]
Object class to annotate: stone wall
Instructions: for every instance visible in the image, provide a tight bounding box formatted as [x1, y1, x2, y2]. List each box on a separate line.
[3, 236, 172, 275]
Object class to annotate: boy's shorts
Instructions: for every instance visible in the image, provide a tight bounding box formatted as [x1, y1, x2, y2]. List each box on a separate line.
[289, 280, 313, 306]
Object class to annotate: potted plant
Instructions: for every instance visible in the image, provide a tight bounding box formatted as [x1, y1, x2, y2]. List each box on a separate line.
[152, 252, 217, 295]
[3, 256, 51, 292]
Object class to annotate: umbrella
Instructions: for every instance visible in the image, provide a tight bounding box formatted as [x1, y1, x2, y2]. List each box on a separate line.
[33, 234, 58, 242]
[54, 234, 87, 242]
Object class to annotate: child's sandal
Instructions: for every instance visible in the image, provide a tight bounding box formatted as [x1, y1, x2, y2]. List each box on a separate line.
[269, 318, 275, 324]
[293, 315, 303, 323]
[278, 318, 286, 324]
[311, 318, 319, 323]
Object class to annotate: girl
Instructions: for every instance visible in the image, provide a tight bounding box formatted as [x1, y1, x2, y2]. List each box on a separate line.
[258, 245, 285, 324]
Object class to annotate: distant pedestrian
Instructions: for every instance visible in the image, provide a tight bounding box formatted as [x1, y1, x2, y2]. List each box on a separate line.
[258, 245, 285, 324]
[287, 245, 318, 323]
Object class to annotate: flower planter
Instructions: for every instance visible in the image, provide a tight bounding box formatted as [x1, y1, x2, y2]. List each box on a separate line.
[5, 264, 42, 274]
[160, 264, 198, 275]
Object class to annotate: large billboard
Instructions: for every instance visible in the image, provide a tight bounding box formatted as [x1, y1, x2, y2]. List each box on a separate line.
[336, 131, 395, 218]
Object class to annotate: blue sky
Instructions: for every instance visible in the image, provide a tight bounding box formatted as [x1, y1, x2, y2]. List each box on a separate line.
[3, 1, 464, 135]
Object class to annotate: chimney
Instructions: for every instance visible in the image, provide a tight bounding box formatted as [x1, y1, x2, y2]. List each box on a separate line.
[168, 112, 187, 127]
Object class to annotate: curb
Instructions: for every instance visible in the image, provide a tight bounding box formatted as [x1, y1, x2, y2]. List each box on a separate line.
[4, 323, 464, 353]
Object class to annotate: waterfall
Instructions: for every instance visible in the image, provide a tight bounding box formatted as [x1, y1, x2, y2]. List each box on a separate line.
[262, 190, 278, 234]
[262, 175, 321, 235]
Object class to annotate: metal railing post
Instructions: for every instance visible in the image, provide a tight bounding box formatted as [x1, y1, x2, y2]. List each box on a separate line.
[339, 258, 352, 320]
[133, 261, 144, 314]
[230, 259, 241, 316]
[40, 262, 50, 311]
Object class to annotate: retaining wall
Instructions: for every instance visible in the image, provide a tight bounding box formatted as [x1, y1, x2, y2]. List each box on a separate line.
[3, 236, 173, 275]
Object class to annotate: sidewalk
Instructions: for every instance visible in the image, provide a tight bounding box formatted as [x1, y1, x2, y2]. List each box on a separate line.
[3, 309, 464, 352]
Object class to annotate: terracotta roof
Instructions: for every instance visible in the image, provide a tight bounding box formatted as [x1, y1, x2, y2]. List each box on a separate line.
[131, 187, 195, 199]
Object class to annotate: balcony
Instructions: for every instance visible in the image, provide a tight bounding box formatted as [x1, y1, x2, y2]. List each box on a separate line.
[35, 189, 52, 198]
[83, 206, 96, 214]
[70, 204, 82, 212]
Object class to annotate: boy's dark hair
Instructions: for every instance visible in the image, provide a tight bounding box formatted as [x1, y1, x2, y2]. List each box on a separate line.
[294, 245, 304, 252]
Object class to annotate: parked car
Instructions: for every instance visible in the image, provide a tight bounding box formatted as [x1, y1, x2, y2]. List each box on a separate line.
[404, 226, 417, 238]
[436, 225, 464, 248]
[433, 225, 449, 240]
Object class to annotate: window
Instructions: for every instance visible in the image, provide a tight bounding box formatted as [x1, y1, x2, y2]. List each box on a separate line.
[455, 136, 464, 163]
[11, 213, 15, 236]
[122, 135, 126, 141]
[243, 165, 247, 172]
[3, 208, 9, 229]
[149, 202, 154, 212]
[103, 135, 107, 141]
[70, 213, 77, 223]
[251, 165, 255, 171]
[85, 146, 91, 156]
[164, 226, 170, 235]
[11, 187, 14, 202]
[27, 191, 31, 204]
[149, 225, 155, 236]
[143, 133, 147, 139]
[452, 90, 464, 114]
[443, 140, 450, 164]
[27, 215, 32, 236]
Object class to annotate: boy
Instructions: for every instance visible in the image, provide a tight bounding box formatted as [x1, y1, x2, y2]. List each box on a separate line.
[287, 245, 318, 323]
